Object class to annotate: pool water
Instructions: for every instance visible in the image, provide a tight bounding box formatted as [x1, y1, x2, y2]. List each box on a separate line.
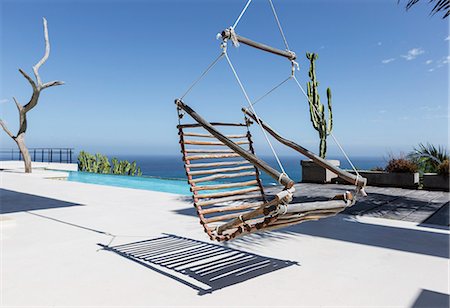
[67, 172, 192, 195]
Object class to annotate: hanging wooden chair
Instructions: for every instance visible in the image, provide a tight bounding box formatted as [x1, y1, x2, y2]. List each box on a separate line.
[174, 1, 367, 242]
[176, 99, 366, 242]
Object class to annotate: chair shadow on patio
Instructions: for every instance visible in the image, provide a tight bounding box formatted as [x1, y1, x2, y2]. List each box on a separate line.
[98, 233, 298, 295]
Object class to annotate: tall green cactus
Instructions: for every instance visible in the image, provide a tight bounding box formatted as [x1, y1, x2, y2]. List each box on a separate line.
[306, 52, 333, 159]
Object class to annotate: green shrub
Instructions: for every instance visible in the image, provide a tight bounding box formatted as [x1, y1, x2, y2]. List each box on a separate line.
[437, 159, 449, 175]
[386, 158, 418, 173]
[408, 143, 449, 173]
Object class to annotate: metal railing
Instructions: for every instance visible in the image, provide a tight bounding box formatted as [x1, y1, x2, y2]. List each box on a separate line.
[0, 148, 74, 163]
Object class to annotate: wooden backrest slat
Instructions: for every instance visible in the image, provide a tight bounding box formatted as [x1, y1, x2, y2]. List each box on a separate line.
[183, 140, 249, 146]
[199, 202, 264, 215]
[185, 154, 241, 161]
[189, 171, 257, 184]
[188, 165, 254, 176]
[186, 161, 249, 169]
[183, 132, 248, 139]
[195, 193, 263, 207]
[191, 180, 258, 192]
[195, 186, 260, 199]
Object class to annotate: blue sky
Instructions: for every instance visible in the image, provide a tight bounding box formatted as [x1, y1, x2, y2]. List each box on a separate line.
[0, 0, 448, 158]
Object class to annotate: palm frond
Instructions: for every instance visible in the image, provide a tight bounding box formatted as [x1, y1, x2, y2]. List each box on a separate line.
[399, 0, 450, 18]
[408, 143, 449, 173]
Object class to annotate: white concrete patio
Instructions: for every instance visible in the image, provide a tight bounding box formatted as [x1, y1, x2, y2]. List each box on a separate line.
[1, 170, 449, 307]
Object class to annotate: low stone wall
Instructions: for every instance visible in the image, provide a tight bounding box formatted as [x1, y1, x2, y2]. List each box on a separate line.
[0, 161, 77, 172]
[423, 173, 449, 191]
[334, 170, 420, 189]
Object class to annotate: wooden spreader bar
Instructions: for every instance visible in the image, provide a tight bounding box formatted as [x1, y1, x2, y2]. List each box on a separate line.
[220, 28, 296, 61]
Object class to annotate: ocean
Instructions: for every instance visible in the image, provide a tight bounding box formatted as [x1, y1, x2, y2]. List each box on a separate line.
[107, 154, 386, 185]
[0, 152, 386, 185]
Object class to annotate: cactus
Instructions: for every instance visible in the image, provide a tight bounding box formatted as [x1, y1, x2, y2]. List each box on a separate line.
[77, 151, 87, 171]
[306, 52, 333, 159]
[129, 161, 137, 176]
[96, 154, 111, 174]
[111, 158, 120, 174]
[77, 152, 142, 176]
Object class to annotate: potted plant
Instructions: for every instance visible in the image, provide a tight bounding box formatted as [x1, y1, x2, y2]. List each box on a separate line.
[423, 159, 449, 191]
[344, 157, 419, 188]
[408, 143, 449, 191]
[301, 52, 340, 183]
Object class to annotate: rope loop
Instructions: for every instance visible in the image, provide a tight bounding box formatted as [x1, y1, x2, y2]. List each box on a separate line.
[229, 27, 240, 47]
[278, 203, 288, 215]
[278, 172, 287, 185]
[291, 60, 299, 76]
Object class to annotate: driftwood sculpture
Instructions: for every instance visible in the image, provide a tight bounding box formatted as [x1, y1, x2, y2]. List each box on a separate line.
[0, 18, 64, 173]
[175, 1, 367, 241]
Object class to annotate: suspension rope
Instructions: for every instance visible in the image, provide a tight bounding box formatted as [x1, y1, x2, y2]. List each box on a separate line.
[291, 75, 361, 182]
[232, 0, 253, 30]
[223, 50, 287, 176]
[268, 0, 290, 51]
[180, 52, 225, 100]
[178, 0, 362, 188]
[252, 75, 292, 107]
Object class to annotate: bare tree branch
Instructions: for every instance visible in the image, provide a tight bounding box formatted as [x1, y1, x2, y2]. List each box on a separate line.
[18, 69, 37, 90]
[12, 97, 23, 112]
[33, 17, 50, 86]
[0, 120, 15, 138]
[42, 80, 64, 89]
[22, 92, 40, 113]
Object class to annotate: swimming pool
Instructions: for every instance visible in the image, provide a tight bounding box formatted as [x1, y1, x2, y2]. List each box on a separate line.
[67, 172, 192, 195]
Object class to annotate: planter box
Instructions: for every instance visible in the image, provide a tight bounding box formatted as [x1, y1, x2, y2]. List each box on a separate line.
[343, 170, 420, 189]
[301, 160, 340, 184]
[423, 173, 449, 191]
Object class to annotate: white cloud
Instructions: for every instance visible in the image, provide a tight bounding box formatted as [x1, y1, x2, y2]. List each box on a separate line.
[420, 105, 441, 111]
[445, 36, 450, 41]
[382, 58, 395, 64]
[425, 59, 433, 65]
[0, 99, 8, 104]
[429, 56, 450, 71]
[401, 48, 424, 61]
